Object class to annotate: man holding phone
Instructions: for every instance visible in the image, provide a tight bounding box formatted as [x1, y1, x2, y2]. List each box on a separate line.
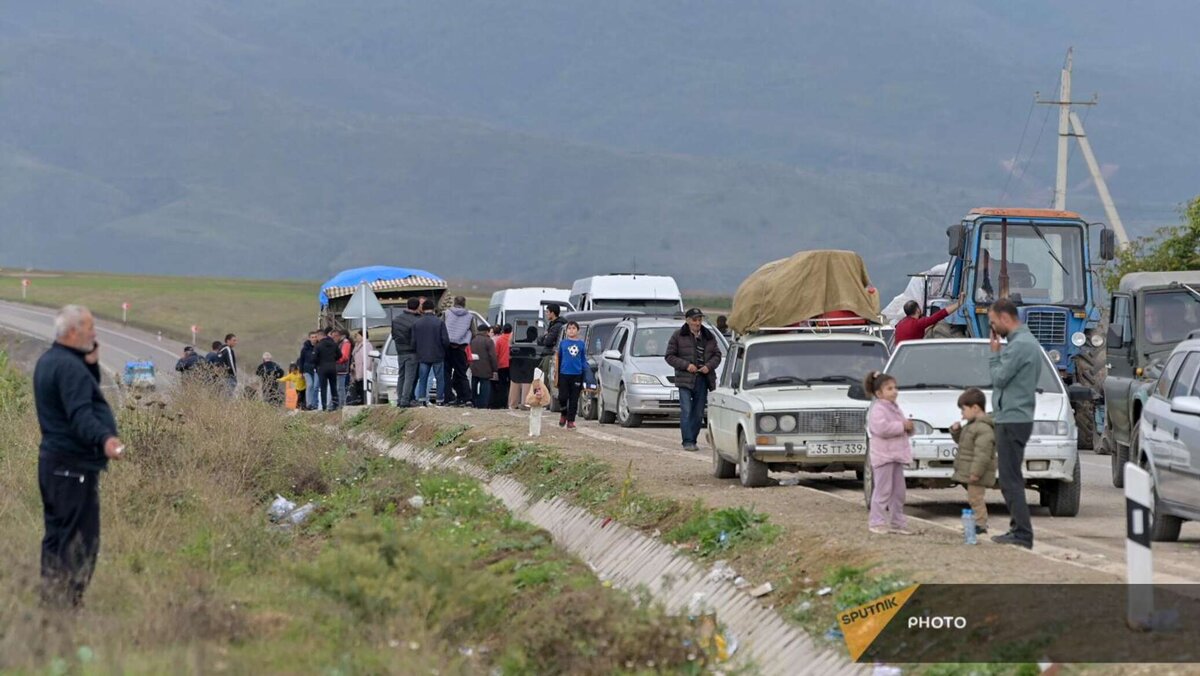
[33, 305, 124, 608]
[986, 298, 1041, 549]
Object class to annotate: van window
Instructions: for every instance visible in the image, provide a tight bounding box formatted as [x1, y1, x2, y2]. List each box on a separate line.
[591, 299, 682, 313]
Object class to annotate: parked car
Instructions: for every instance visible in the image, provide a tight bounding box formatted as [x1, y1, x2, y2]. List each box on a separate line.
[597, 316, 728, 427]
[872, 338, 1087, 517]
[708, 328, 888, 487]
[1137, 335, 1200, 541]
[1102, 272, 1200, 488]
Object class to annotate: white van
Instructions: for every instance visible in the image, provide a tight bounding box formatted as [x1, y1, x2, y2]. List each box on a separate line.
[568, 274, 684, 314]
[487, 287, 574, 339]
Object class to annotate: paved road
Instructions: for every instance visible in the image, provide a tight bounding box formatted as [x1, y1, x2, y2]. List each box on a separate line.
[579, 417, 1200, 584]
[0, 300, 186, 389]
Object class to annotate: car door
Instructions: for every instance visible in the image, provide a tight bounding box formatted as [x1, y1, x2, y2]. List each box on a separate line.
[708, 345, 737, 450]
[1162, 351, 1200, 504]
[1177, 361, 1200, 504]
[1143, 352, 1186, 502]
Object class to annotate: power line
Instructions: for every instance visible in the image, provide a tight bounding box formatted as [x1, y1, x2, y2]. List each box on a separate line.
[1012, 74, 1058, 198]
[998, 96, 1036, 204]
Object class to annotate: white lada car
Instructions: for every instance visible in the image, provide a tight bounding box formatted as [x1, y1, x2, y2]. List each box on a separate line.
[707, 328, 890, 487]
[866, 338, 1088, 517]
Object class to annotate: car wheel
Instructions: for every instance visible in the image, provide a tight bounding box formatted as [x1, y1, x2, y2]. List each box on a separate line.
[1150, 483, 1183, 542]
[860, 461, 873, 509]
[617, 386, 642, 428]
[1046, 459, 1082, 517]
[579, 392, 595, 421]
[598, 390, 616, 424]
[705, 427, 734, 480]
[738, 431, 769, 488]
[1112, 422, 1138, 489]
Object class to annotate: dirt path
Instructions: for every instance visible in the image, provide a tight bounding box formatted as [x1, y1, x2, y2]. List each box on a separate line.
[409, 405, 1119, 585]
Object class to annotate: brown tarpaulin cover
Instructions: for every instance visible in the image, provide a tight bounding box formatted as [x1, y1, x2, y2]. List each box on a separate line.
[729, 250, 880, 333]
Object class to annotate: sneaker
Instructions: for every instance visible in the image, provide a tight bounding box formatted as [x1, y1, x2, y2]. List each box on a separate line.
[559, 415, 567, 427]
[890, 527, 916, 536]
[682, 444, 699, 452]
[975, 525, 989, 535]
[868, 526, 889, 535]
[567, 422, 577, 430]
[990, 532, 1032, 549]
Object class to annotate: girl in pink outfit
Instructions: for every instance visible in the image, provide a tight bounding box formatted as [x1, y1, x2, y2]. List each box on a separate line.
[864, 371, 915, 535]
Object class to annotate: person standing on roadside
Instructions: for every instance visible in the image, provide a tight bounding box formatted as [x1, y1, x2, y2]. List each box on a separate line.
[493, 323, 512, 409]
[715, 315, 732, 338]
[469, 324, 499, 409]
[218, 333, 239, 397]
[390, 298, 422, 408]
[509, 327, 538, 410]
[443, 296, 474, 406]
[33, 305, 124, 608]
[174, 346, 201, 377]
[987, 298, 1041, 550]
[298, 331, 321, 411]
[556, 321, 587, 430]
[665, 309, 722, 451]
[538, 304, 566, 350]
[413, 299, 450, 406]
[893, 298, 963, 347]
[256, 352, 285, 405]
[333, 329, 352, 406]
[314, 328, 341, 411]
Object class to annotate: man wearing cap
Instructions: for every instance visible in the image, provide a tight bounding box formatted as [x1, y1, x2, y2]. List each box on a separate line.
[174, 345, 201, 377]
[666, 309, 722, 451]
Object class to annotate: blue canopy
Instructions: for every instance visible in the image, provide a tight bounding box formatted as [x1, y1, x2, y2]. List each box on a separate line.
[319, 266, 446, 306]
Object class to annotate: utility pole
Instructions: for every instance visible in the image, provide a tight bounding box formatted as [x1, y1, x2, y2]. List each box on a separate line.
[1036, 48, 1129, 246]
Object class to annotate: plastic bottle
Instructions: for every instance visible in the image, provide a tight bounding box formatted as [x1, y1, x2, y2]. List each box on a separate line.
[962, 508, 977, 545]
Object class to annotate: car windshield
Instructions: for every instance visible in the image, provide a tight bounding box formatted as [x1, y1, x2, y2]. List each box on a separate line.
[887, 342, 1063, 392]
[587, 323, 617, 356]
[976, 223, 1086, 306]
[631, 327, 677, 357]
[1143, 290, 1200, 346]
[743, 341, 887, 389]
[591, 299, 681, 313]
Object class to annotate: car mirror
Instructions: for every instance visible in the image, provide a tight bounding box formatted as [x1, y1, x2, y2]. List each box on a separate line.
[1170, 396, 1200, 416]
[1066, 384, 1094, 403]
[947, 224, 966, 257]
[368, 350, 381, 359]
[602, 349, 621, 361]
[846, 383, 870, 401]
[1099, 228, 1116, 261]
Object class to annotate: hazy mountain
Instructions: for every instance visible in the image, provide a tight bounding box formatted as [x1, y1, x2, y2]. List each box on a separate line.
[2, 1, 1197, 298]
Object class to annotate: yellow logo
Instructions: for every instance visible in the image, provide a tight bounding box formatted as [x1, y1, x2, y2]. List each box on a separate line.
[839, 584, 920, 661]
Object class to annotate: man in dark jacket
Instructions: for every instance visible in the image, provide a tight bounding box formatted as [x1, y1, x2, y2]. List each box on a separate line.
[390, 298, 422, 407]
[469, 324, 499, 409]
[537, 304, 566, 349]
[412, 300, 450, 406]
[33, 305, 124, 608]
[255, 352, 285, 405]
[665, 309, 722, 452]
[298, 332, 320, 411]
[218, 333, 239, 397]
[314, 329, 341, 411]
[174, 346, 201, 376]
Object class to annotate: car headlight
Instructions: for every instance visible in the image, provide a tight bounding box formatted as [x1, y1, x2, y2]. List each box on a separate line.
[1090, 333, 1104, 348]
[777, 414, 797, 433]
[1071, 332, 1086, 348]
[630, 373, 659, 385]
[758, 414, 778, 433]
[381, 366, 399, 376]
[1047, 349, 1062, 364]
[909, 419, 934, 436]
[1032, 420, 1069, 436]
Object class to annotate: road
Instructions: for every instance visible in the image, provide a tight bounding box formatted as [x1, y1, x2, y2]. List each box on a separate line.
[0, 300, 186, 389]
[574, 417, 1200, 584]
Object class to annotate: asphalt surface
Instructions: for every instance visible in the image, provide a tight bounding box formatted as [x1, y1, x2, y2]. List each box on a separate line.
[0, 300, 186, 389]
[3, 298, 1196, 583]
[577, 417, 1200, 584]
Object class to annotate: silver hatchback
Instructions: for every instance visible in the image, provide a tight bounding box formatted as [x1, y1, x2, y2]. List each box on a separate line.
[597, 316, 727, 427]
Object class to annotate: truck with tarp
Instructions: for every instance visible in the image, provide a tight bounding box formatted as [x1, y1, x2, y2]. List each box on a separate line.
[318, 265, 448, 332]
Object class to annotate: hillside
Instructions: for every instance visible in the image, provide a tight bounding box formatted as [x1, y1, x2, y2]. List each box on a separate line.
[2, 1, 1196, 297]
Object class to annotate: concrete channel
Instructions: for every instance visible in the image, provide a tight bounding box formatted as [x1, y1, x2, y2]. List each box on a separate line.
[361, 433, 865, 676]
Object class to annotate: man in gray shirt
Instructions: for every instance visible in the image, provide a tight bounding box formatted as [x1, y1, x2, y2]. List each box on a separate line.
[987, 298, 1042, 549]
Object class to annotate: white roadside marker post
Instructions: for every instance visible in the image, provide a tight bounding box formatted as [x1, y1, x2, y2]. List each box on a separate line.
[1125, 462, 1154, 630]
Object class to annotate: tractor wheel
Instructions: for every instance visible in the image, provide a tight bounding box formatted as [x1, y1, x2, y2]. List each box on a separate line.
[1072, 347, 1106, 451]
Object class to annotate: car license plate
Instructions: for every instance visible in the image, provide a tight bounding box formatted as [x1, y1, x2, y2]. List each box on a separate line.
[805, 442, 866, 456]
[935, 445, 958, 459]
[669, 390, 679, 401]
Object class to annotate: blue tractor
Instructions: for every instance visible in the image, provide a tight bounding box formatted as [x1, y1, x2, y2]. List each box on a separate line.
[930, 208, 1117, 449]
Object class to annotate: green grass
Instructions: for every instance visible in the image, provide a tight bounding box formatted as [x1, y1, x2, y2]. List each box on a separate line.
[665, 503, 781, 558]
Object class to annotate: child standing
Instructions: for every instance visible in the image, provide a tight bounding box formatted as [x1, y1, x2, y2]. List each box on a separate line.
[556, 321, 587, 430]
[864, 371, 914, 535]
[278, 363, 308, 410]
[950, 388, 997, 535]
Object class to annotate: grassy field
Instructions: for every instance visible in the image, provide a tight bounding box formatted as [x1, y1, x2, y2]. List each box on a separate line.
[0, 270, 731, 367]
[0, 359, 706, 673]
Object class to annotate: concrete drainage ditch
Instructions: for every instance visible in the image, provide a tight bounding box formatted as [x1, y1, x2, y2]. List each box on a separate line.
[361, 433, 864, 676]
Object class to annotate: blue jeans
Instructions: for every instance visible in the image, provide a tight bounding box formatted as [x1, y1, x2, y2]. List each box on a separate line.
[678, 378, 709, 446]
[303, 372, 320, 410]
[416, 362, 445, 404]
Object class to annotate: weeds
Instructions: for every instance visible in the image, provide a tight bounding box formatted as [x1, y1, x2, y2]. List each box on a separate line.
[432, 423, 470, 447]
[667, 503, 781, 557]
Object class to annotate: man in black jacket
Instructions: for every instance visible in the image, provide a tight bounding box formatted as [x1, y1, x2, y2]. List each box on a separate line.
[218, 333, 239, 397]
[412, 300, 450, 406]
[665, 309, 722, 452]
[33, 305, 124, 608]
[298, 332, 320, 410]
[314, 329, 341, 411]
[537, 304, 566, 349]
[390, 298, 422, 407]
